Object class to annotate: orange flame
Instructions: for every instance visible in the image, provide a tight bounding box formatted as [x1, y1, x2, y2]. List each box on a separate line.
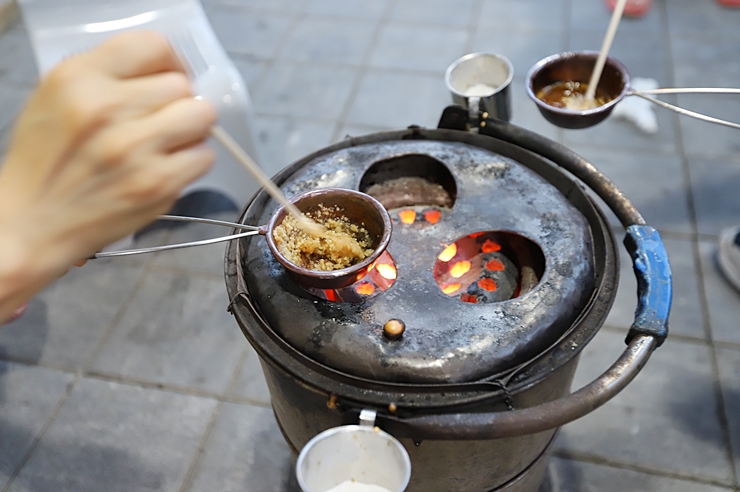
[461, 293, 478, 304]
[485, 259, 505, 271]
[478, 278, 497, 292]
[323, 290, 339, 302]
[482, 240, 501, 253]
[398, 210, 416, 224]
[442, 283, 462, 295]
[355, 283, 375, 295]
[376, 263, 397, 280]
[450, 261, 472, 278]
[424, 209, 441, 224]
[438, 244, 457, 262]
[470, 232, 485, 238]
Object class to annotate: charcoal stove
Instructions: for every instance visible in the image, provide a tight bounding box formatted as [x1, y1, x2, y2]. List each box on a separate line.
[224, 108, 672, 492]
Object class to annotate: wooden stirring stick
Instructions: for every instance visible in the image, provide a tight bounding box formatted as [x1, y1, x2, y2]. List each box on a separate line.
[210, 125, 363, 257]
[585, 0, 628, 102]
[210, 125, 324, 236]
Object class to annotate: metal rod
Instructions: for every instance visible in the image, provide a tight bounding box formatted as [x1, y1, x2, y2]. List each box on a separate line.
[629, 91, 740, 130]
[93, 230, 260, 258]
[377, 335, 657, 440]
[157, 214, 259, 230]
[631, 87, 740, 96]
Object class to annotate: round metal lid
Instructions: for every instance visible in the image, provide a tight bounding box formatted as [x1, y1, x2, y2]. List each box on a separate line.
[240, 139, 594, 384]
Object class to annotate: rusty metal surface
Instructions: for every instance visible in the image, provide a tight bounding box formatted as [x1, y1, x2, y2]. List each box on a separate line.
[240, 139, 595, 384]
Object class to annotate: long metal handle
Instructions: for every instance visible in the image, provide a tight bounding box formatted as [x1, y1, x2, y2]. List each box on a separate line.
[628, 90, 740, 130]
[632, 87, 740, 95]
[93, 215, 261, 258]
[376, 335, 656, 440]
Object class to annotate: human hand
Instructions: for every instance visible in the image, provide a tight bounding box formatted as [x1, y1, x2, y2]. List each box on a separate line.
[0, 30, 216, 322]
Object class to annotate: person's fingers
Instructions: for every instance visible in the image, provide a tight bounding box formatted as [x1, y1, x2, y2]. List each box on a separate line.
[89, 31, 185, 79]
[74, 260, 88, 267]
[140, 98, 217, 152]
[151, 143, 216, 195]
[114, 71, 194, 120]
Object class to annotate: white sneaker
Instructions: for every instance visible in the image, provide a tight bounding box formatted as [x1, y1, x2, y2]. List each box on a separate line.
[718, 226, 740, 292]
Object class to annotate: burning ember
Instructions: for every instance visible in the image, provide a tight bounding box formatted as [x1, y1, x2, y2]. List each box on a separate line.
[395, 207, 446, 226]
[306, 251, 397, 302]
[434, 232, 532, 304]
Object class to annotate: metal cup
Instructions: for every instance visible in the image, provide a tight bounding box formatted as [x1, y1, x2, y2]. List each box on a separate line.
[296, 410, 411, 492]
[445, 52, 514, 122]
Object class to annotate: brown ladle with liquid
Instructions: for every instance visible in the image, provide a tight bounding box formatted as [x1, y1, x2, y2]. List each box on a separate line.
[526, 50, 740, 131]
[525, 51, 630, 130]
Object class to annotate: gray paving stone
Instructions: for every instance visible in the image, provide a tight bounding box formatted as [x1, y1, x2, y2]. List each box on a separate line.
[676, 94, 740, 158]
[0, 85, 30, 135]
[254, 115, 335, 178]
[689, 155, 740, 237]
[208, 0, 302, 14]
[716, 347, 740, 485]
[568, 29, 672, 85]
[0, 25, 38, 87]
[548, 457, 733, 492]
[207, 6, 294, 59]
[556, 331, 734, 484]
[565, 146, 691, 234]
[605, 236, 705, 340]
[671, 35, 740, 90]
[7, 378, 216, 492]
[569, 0, 664, 35]
[509, 78, 560, 142]
[479, 0, 568, 30]
[472, 26, 565, 82]
[368, 23, 469, 73]
[666, 0, 740, 39]
[390, 0, 477, 27]
[0, 362, 73, 490]
[698, 240, 740, 346]
[252, 61, 358, 120]
[149, 210, 242, 277]
[230, 56, 267, 91]
[230, 343, 271, 405]
[185, 402, 293, 492]
[277, 16, 377, 66]
[0, 259, 145, 369]
[302, 0, 390, 20]
[90, 271, 245, 393]
[345, 69, 451, 129]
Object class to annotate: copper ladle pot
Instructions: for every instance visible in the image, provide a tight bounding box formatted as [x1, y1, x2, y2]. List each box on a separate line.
[525, 50, 630, 129]
[94, 188, 393, 291]
[263, 188, 393, 290]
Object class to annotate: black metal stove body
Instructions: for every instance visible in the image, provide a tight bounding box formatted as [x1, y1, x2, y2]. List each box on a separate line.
[225, 117, 672, 492]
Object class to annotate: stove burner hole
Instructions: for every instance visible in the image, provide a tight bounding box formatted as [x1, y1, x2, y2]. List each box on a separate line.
[434, 232, 545, 303]
[359, 154, 457, 210]
[304, 251, 397, 302]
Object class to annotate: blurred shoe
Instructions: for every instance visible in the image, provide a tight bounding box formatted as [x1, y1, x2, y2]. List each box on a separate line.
[717, 0, 740, 7]
[605, 0, 652, 17]
[718, 226, 740, 292]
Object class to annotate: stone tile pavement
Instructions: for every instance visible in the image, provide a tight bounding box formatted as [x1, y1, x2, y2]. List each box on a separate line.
[1, 0, 739, 490]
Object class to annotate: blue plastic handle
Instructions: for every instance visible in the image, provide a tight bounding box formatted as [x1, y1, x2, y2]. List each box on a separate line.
[623, 225, 672, 346]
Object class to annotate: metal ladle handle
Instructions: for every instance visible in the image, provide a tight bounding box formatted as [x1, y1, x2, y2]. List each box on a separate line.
[627, 87, 740, 130]
[93, 215, 263, 258]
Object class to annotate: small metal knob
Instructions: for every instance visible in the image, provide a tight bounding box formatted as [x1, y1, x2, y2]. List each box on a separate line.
[383, 319, 405, 340]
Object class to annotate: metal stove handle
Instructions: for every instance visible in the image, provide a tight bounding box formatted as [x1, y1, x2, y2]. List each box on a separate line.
[374, 109, 674, 440]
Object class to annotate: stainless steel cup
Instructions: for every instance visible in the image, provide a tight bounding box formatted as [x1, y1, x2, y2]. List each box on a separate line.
[445, 52, 514, 122]
[296, 410, 411, 492]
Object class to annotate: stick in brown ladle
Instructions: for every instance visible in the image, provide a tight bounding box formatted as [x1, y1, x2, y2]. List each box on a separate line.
[209, 125, 363, 258]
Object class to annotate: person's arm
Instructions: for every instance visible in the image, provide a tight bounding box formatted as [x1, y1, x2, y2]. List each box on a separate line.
[0, 31, 216, 323]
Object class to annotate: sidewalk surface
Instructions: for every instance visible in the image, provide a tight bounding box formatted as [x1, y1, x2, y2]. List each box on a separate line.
[1, 0, 740, 491]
